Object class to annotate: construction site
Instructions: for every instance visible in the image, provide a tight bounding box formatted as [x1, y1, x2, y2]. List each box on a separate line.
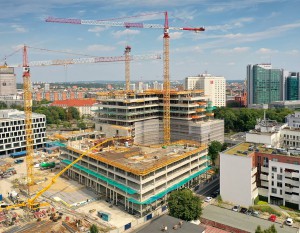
[94, 90, 224, 145]
[0, 11, 222, 233]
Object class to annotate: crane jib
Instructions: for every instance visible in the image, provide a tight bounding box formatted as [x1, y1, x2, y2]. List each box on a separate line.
[124, 22, 143, 28]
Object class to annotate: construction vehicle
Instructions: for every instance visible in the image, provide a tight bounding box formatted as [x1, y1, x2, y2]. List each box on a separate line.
[39, 162, 56, 170]
[0, 136, 130, 211]
[46, 11, 205, 145]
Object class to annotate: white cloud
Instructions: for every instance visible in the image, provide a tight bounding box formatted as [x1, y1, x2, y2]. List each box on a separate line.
[11, 24, 27, 33]
[286, 49, 299, 55]
[256, 48, 278, 54]
[112, 29, 140, 38]
[88, 26, 106, 33]
[212, 47, 250, 54]
[87, 44, 116, 52]
[170, 32, 183, 40]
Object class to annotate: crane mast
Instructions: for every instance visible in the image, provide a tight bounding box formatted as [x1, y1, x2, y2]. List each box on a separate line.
[163, 12, 170, 145]
[45, 12, 205, 145]
[124, 46, 131, 92]
[22, 45, 34, 195]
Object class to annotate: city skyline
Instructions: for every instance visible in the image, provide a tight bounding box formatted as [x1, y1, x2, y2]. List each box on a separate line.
[1, 0, 299, 83]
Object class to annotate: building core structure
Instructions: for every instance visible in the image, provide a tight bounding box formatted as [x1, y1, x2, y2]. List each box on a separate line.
[94, 90, 224, 145]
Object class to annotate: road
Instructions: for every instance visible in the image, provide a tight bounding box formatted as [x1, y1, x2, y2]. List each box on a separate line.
[196, 177, 219, 197]
[203, 204, 298, 233]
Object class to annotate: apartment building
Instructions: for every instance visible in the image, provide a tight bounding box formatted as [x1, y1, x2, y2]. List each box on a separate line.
[185, 74, 226, 107]
[94, 90, 224, 145]
[60, 137, 210, 216]
[221, 112, 300, 209]
[221, 142, 300, 209]
[0, 109, 46, 156]
[32, 90, 85, 102]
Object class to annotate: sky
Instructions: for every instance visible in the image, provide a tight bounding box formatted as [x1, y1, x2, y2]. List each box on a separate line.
[0, 0, 299, 83]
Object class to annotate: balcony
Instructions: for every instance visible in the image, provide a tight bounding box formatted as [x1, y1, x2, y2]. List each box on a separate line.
[260, 174, 269, 181]
[258, 187, 268, 197]
[261, 181, 269, 188]
[285, 179, 299, 187]
[261, 166, 269, 173]
[285, 171, 300, 179]
[251, 167, 258, 176]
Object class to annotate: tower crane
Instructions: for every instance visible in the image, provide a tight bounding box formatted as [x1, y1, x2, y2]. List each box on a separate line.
[11, 45, 160, 198]
[46, 11, 205, 145]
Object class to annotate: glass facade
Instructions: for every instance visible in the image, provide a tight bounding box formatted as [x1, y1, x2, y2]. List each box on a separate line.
[286, 75, 299, 100]
[252, 65, 282, 104]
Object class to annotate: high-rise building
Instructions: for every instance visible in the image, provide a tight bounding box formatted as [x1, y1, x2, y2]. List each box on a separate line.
[185, 74, 226, 107]
[0, 67, 17, 96]
[247, 64, 283, 106]
[44, 83, 50, 92]
[285, 72, 300, 101]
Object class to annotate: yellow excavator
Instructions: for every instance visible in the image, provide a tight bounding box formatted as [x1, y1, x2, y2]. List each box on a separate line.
[0, 136, 130, 211]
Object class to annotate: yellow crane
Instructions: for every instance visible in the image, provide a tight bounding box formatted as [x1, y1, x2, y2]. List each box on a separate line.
[45, 12, 205, 145]
[0, 136, 130, 211]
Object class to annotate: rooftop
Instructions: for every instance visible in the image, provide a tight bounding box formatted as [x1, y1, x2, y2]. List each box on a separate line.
[65, 138, 206, 175]
[51, 98, 97, 107]
[134, 215, 205, 233]
[224, 142, 273, 156]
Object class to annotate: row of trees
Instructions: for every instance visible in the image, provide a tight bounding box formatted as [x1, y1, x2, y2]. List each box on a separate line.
[214, 107, 293, 133]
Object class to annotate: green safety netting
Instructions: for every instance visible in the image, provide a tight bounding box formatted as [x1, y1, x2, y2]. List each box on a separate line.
[61, 160, 137, 194]
[128, 166, 212, 205]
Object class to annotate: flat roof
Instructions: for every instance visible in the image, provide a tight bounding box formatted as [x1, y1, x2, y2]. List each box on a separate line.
[224, 142, 273, 156]
[65, 139, 206, 175]
[135, 215, 205, 233]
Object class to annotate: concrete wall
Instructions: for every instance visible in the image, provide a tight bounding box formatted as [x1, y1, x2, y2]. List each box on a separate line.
[220, 152, 257, 207]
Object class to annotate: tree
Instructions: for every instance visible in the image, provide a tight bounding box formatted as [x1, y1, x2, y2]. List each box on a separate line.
[167, 189, 202, 221]
[255, 224, 277, 233]
[208, 141, 223, 166]
[77, 121, 87, 129]
[90, 224, 99, 233]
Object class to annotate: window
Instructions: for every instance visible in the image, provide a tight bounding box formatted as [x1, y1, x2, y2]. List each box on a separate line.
[272, 167, 277, 172]
[272, 173, 274, 179]
[271, 188, 277, 194]
[280, 190, 282, 195]
[280, 168, 283, 173]
[277, 182, 282, 188]
[272, 181, 274, 186]
[277, 174, 282, 180]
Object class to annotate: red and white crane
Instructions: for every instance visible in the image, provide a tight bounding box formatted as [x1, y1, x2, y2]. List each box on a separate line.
[46, 11, 205, 145]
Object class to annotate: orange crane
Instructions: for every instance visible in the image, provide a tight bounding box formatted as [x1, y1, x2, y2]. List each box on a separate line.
[46, 11, 205, 145]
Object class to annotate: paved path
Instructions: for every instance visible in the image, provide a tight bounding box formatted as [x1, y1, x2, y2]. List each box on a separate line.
[203, 205, 298, 233]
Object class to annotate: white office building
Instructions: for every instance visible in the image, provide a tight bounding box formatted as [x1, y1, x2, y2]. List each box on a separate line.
[0, 109, 46, 156]
[185, 74, 226, 107]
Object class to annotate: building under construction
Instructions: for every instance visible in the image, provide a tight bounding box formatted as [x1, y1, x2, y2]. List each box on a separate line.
[94, 90, 224, 145]
[60, 136, 209, 217]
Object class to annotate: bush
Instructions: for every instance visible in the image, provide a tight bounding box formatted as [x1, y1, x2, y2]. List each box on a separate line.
[257, 201, 268, 206]
[253, 205, 281, 216]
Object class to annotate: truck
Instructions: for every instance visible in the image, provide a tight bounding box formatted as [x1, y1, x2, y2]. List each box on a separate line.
[10, 151, 27, 159]
[40, 162, 56, 170]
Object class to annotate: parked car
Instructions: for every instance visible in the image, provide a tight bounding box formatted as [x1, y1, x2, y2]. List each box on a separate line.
[204, 197, 212, 202]
[211, 192, 218, 198]
[240, 207, 248, 214]
[14, 159, 24, 164]
[285, 217, 293, 226]
[269, 214, 276, 222]
[252, 210, 260, 217]
[232, 205, 240, 212]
